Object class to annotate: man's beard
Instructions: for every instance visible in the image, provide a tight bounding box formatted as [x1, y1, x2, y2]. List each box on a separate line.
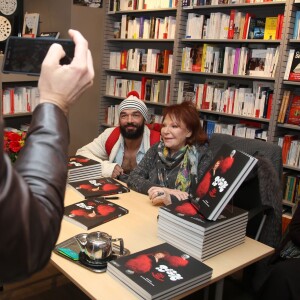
[120, 122, 145, 139]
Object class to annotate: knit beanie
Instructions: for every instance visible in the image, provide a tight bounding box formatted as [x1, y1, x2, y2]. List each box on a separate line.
[118, 92, 148, 122]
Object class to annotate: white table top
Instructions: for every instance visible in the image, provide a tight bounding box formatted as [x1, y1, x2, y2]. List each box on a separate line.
[51, 186, 274, 299]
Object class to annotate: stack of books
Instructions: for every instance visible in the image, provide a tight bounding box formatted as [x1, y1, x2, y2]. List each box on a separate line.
[67, 155, 102, 182]
[107, 242, 213, 300]
[157, 201, 248, 261]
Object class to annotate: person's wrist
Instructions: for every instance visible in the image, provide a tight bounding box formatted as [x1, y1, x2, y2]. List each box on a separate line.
[40, 98, 68, 116]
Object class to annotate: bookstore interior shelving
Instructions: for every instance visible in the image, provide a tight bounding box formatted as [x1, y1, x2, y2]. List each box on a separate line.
[101, 0, 300, 223]
[0, 55, 38, 130]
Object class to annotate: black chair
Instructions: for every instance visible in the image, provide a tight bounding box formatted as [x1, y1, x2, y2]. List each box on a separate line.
[207, 133, 283, 299]
[209, 133, 283, 248]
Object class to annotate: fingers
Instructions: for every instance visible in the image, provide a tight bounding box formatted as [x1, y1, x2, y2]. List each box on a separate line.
[41, 43, 65, 70]
[112, 165, 124, 178]
[68, 29, 89, 66]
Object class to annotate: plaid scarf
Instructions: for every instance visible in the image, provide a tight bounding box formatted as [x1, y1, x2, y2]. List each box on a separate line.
[157, 142, 198, 192]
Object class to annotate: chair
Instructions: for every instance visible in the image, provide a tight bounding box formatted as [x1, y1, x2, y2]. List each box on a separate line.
[208, 133, 283, 248]
[205, 133, 284, 300]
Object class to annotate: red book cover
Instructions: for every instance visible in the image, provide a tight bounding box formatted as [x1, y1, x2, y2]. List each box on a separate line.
[266, 93, 273, 119]
[120, 50, 128, 70]
[287, 95, 300, 125]
[282, 135, 297, 164]
[227, 10, 236, 39]
[107, 242, 212, 299]
[63, 197, 129, 230]
[277, 14, 284, 40]
[201, 83, 208, 109]
[191, 144, 257, 221]
[68, 177, 130, 198]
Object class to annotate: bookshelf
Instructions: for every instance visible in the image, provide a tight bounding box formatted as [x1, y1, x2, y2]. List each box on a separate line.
[101, 0, 300, 218]
[0, 55, 39, 130]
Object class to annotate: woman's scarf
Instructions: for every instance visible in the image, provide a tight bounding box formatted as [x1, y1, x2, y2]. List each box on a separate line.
[157, 141, 199, 192]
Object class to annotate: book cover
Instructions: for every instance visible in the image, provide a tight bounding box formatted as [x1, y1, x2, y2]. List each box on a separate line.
[22, 12, 40, 38]
[247, 18, 265, 39]
[68, 177, 130, 198]
[63, 197, 129, 230]
[288, 49, 300, 81]
[107, 242, 212, 300]
[287, 95, 300, 126]
[38, 32, 60, 39]
[159, 200, 248, 233]
[68, 155, 101, 171]
[263, 16, 278, 40]
[190, 144, 257, 221]
[247, 49, 268, 76]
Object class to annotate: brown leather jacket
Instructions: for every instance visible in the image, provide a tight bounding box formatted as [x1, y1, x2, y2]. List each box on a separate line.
[0, 103, 69, 283]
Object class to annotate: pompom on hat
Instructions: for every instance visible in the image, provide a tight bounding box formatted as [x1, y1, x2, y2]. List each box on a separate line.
[118, 91, 149, 122]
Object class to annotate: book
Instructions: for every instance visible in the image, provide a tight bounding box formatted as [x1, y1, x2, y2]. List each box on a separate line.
[107, 242, 213, 300]
[63, 197, 129, 230]
[68, 177, 130, 198]
[263, 16, 278, 40]
[67, 155, 102, 182]
[38, 31, 60, 39]
[22, 12, 40, 38]
[190, 143, 258, 221]
[247, 48, 268, 76]
[287, 95, 300, 126]
[288, 49, 300, 81]
[247, 17, 265, 39]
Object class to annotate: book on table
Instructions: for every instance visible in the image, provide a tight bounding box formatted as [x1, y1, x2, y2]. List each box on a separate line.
[107, 242, 213, 300]
[157, 201, 248, 261]
[68, 177, 130, 198]
[67, 155, 102, 182]
[190, 143, 257, 221]
[63, 197, 129, 230]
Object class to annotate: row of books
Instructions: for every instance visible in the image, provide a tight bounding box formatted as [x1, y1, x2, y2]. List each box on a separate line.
[106, 76, 143, 99]
[116, 15, 176, 40]
[284, 49, 300, 82]
[105, 104, 163, 126]
[283, 172, 300, 204]
[110, 0, 178, 12]
[181, 45, 279, 78]
[186, 12, 283, 41]
[277, 91, 300, 125]
[204, 119, 267, 140]
[109, 48, 173, 74]
[106, 75, 170, 103]
[178, 80, 273, 119]
[279, 135, 300, 167]
[2, 86, 40, 115]
[183, 0, 284, 6]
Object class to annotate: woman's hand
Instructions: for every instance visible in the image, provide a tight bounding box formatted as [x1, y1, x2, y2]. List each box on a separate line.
[148, 187, 171, 206]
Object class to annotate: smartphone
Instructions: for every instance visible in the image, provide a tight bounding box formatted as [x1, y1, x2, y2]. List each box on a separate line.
[2, 36, 75, 76]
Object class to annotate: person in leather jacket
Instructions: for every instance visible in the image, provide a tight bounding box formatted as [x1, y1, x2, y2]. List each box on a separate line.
[0, 29, 94, 283]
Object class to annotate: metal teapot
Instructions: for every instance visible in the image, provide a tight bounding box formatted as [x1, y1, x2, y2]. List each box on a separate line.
[75, 231, 124, 261]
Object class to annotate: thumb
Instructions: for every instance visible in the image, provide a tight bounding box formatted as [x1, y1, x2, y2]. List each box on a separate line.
[42, 43, 66, 68]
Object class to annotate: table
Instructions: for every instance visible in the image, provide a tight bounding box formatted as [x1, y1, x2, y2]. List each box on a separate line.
[51, 187, 274, 300]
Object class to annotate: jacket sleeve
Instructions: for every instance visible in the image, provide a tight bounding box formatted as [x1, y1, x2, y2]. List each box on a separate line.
[76, 127, 117, 177]
[127, 145, 161, 195]
[0, 103, 69, 283]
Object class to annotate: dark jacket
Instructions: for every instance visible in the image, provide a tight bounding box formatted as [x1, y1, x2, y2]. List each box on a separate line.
[0, 103, 69, 283]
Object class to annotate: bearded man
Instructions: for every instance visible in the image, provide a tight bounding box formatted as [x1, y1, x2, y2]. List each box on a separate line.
[76, 93, 161, 179]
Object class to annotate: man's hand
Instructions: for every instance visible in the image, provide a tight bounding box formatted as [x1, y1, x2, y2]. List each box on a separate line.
[38, 29, 94, 115]
[112, 164, 124, 178]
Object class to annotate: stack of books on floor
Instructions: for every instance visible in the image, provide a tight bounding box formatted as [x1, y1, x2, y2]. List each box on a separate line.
[107, 242, 213, 300]
[157, 201, 248, 261]
[67, 155, 102, 182]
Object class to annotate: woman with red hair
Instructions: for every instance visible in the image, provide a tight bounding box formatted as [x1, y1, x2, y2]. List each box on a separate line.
[127, 101, 213, 206]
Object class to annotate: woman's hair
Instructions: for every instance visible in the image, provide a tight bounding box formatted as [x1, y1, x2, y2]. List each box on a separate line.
[162, 101, 207, 145]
